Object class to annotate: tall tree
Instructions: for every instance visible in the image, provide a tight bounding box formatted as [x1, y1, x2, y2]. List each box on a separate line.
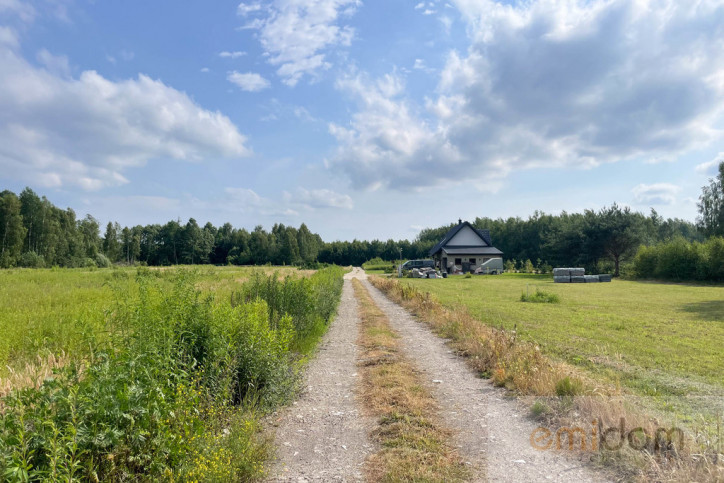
[297, 223, 317, 263]
[78, 215, 101, 258]
[103, 222, 121, 262]
[594, 204, 645, 277]
[19, 188, 43, 254]
[0, 191, 26, 268]
[697, 161, 724, 237]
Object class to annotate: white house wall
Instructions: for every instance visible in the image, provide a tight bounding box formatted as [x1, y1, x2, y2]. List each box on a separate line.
[447, 226, 488, 246]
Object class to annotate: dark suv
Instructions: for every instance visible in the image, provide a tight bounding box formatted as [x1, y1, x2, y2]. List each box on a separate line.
[401, 260, 435, 270]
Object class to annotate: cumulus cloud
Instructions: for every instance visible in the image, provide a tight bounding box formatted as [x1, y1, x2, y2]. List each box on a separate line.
[284, 187, 353, 209]
[0, 44, 250, 191]
[330, 0, 724, 190]
[328, 72, 461, 190]
[695, 152, 724, 176]
[632, 183, 682, 205]
[237, 0, 359, 86]
[227, 71, 271, 91]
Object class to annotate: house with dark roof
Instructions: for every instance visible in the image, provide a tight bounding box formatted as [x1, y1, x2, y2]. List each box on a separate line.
[429, 219, 504, 274]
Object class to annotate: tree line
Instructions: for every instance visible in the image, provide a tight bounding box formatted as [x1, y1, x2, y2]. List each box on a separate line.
[2, 160, 724, 274]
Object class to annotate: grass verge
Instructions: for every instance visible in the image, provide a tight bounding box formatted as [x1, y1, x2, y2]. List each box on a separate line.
[352, 279, 470, 482]
[369, 275, 724, 482]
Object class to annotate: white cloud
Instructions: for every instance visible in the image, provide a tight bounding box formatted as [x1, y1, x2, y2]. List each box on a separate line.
[238, 0, 360, 86]
[414, 2, 425, 9]
[284, 187, 353, 209]
[0, 44, 250, 191]
[237, 2, 262, 16]
[224, 187, 300, 217]
[227, 71, 271, 91]
[36, 49, 70, 77]
[219, 50, 246, 58]
[695, 152, 724, 176]
[225, 187, 264, 206]
[0, 0, 36, 23]
[632, 183, 682, 206]
[328, 72, 460, 190]
[200, 67, 210, 73]
[331, 0, 724, 190]
[0, 26, 18, 48]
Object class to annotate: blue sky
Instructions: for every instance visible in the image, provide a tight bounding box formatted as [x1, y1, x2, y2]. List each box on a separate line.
[1, 0, 723, 241]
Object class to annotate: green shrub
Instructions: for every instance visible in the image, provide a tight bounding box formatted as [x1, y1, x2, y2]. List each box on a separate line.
[235, 266, 344, 341]
[555, 376, 583, 397]
[530, 400, 552, 419]
[95, 253, 112, 268]
[632, 237, 724, 282]
[18, 251, 45, 268]
[520, 289, 560, 304]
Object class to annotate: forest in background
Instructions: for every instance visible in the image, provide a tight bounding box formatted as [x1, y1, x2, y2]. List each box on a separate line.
[2, 162, 723, 276]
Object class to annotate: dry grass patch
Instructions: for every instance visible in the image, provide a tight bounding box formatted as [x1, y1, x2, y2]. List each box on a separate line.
[353, 279, 470, 482]
[0, 351, 70, 401]
[369, 276, 724, 482]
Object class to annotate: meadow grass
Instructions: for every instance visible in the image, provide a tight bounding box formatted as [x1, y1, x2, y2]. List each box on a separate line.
[0, 265, 308, 380]
[402, 273, 724, 397]
[0, 266, 345, 481]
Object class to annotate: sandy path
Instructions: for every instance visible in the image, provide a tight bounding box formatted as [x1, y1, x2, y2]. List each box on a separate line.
[267, 268, 374, 482]
[361, 275, 610, 483]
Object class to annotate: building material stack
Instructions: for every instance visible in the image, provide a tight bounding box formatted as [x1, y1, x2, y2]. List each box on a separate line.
[553, 268, 611, 283]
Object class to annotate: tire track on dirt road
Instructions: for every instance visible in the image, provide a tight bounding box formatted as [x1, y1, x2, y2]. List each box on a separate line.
[360, 273, 611, 483]
[267, 268, 374, 482]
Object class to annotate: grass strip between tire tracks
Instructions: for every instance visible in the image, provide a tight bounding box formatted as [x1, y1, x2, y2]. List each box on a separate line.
[352, 279, 471, 482]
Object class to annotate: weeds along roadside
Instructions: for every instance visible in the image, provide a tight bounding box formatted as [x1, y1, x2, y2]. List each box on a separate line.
[352, 279, 469, 482]
[0, 266, 345, 482]
[368, 275, 724, 482]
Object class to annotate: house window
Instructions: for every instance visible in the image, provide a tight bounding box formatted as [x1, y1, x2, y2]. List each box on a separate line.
[454, 258, 462, 265]
[469, 258, 476, 264]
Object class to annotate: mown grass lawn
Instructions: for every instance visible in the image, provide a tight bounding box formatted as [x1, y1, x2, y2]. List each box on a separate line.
[0, 265, 309, 376]
[403, 274, 724, 398]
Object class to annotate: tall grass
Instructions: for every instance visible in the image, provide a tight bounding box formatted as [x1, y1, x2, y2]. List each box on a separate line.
[234, 266, 345, 354]
[0, 266, 346, 481]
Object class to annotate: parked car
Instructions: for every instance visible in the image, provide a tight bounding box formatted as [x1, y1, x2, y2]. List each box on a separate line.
[401, 259, 435, 270]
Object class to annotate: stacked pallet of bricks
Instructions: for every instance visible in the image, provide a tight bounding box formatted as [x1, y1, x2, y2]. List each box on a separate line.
[553, 268, 612, 283]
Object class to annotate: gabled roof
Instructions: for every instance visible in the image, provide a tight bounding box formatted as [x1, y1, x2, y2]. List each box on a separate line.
[428, 221, 498, 257]
[442, 247, 504, 256]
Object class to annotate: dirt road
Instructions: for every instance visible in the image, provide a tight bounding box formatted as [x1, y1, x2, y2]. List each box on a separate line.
[268, 268, 609, 482]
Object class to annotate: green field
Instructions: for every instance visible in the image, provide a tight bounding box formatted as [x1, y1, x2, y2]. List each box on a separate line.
[0, 265, 308, 378]
[0, 265, 343, 480]
[403, 274, 724, 399]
